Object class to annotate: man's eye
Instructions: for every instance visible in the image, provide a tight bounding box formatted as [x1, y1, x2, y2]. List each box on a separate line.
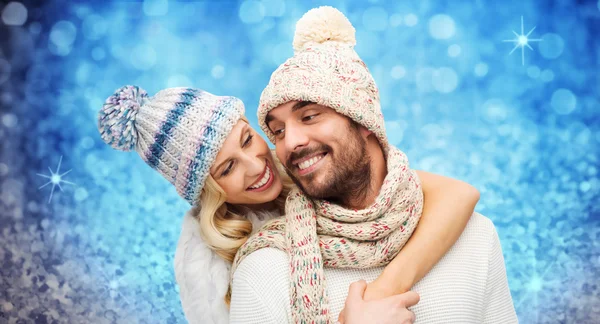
[273, 128, 285, 136]
[302, 114, 317, 122]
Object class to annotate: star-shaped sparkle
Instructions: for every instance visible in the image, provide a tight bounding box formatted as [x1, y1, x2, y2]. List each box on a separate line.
[37, 155, 75, 203]
[97, 266, 133, 306]
[502, 16, 542, 65]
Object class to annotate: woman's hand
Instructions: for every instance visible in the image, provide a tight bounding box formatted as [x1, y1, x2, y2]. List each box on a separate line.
[362, 277, 403, 301]
[338, 280, 419, 324]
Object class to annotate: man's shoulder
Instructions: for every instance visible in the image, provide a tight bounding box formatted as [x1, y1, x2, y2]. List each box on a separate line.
[468, 211, 495, 227]
[230, 249, 291, 322]
[231, 248, 291, 320]
[442, 212, 501, 262]
[233, 248, 289, 283]
[464, 212, 499, 240]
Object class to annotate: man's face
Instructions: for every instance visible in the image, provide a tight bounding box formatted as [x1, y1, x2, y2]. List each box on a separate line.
[265, 101, 371, 200]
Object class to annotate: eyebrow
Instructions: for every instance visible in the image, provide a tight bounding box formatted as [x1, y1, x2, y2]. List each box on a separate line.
[265, 101, 315, 124]
[212, 124, 249, 176]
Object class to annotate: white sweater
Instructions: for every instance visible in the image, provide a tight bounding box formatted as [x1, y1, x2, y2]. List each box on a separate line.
[229, 213, 518, 323]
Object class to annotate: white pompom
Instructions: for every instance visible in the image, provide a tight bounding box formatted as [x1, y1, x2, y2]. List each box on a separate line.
[293, 6, 356, 52]
[98, 85, 148, 151]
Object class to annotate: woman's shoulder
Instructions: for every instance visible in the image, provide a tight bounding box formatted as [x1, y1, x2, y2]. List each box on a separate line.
[174, 211, 229, 273]
[174, 211, 230, 323]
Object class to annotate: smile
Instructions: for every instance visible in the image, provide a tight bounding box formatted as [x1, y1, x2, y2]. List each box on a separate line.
[295, 153, 327, 176]
[247, 161, 275, 192]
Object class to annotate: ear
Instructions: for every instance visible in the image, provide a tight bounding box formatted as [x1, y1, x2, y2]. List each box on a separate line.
[359, 125, 373, 139]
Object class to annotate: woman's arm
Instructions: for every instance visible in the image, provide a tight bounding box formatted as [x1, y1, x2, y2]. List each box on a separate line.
[365, 170, 480, 300]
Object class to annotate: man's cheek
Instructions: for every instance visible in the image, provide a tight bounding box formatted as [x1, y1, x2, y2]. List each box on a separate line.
[275, 149, 286, 167]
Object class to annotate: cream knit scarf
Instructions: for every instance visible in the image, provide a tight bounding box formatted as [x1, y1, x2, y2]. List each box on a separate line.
[231, 146, 423, 323]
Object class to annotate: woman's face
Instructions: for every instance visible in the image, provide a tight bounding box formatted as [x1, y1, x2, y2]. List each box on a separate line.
[210, 119, 283, 205]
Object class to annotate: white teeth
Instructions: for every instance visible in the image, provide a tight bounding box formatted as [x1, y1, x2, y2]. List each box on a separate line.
[298, 155, 324, 170]
[249, 166, 271, 189]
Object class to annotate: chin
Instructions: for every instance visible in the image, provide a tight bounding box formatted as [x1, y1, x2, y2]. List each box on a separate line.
[297, 180, 323, 198]
[257, 183, 284, 204]
[269, 181, 284, 200]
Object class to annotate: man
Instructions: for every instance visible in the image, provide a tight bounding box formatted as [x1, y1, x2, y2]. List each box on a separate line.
[229, 6, 517, 324]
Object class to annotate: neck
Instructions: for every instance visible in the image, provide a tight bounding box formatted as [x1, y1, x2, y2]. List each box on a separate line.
[343, 138, 387, 209]
[243, 200, 279, 212]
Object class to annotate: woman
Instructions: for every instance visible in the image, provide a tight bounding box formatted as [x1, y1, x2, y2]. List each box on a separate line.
[98, 85, 479, 324]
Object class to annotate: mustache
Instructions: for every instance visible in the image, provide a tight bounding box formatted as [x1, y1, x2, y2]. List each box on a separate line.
[286, 145, 331, 170]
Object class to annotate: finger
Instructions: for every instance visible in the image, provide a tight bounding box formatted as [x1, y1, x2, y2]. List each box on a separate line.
[396, 291, 420, 307]
[397, 309, 416, 324]
[337, 311, 345, 324]
[346, 280, 368, 305]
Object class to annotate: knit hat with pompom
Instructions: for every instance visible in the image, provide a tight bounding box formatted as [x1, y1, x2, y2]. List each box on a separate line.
[257, 6, 388, 152]
[97, 85, 244, 205]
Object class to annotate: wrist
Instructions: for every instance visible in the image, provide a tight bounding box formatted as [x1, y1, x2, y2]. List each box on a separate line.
[380, 263, 417, 294]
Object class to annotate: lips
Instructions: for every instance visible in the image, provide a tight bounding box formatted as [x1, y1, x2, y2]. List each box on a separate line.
[294, 153, 327, 176]
[246, 161, 275, 192]
[297, 154, 326, 170]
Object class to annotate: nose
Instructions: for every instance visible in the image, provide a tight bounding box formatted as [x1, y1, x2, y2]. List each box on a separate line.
[239, 151, 264, 178]
[284, 122, 309, 154]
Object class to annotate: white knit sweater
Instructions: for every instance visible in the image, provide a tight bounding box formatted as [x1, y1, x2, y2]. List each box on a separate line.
[229, 213, 518, 323]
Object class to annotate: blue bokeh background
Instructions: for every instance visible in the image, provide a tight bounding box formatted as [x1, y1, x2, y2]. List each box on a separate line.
[1, 0, 599, 323]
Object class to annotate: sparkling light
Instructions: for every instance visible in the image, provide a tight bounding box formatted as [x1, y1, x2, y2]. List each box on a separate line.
[551, 88, 577, 115]
[404, 14, 418, 27]
[516, 261, 557, 310]
[429, 14, 456, 39]
[239, 0, 266, 24]
[390, 13, 403, 27]
[143, 0, 168, 16]
[211, 65, 225, 79]
[363, 7, 388, 31]
[474, 63, 489, 77]
[390, 65, 406, 79]
[36, 155, 75, 203]
[448, 44, 461, 57]
[2, 1, 28, 26]
[98, 266, 132, 306]
[502, 16, 542, 65]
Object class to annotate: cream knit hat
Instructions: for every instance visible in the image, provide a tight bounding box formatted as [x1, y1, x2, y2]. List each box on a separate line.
[257, 6, 388, 152]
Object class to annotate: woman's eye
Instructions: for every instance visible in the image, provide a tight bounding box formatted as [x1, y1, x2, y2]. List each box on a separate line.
[243, 134, 253, 148]
[222, 161, 234, 177]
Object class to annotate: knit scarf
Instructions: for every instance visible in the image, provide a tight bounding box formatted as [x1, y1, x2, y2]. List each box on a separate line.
[230, 146, 423, 323]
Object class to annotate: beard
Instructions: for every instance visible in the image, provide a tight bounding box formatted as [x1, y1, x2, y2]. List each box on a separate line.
[285, 121, 371, 206]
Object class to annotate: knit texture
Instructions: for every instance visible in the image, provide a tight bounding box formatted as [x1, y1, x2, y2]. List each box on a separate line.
[257, 6, 388, 153]
[97, 86, 244, 205]
[231, 146, 423, 324]
[230, 213, 518, 324]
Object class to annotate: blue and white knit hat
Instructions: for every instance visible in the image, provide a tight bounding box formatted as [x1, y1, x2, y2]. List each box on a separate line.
[97, 85, 245, 205]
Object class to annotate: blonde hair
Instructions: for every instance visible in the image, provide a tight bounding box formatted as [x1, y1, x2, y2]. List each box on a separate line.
[189, 118, 294, 304]
[193, 155, 292, 261]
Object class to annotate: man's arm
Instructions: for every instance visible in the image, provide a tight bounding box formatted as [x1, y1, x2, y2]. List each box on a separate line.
[483, 224, 518, 323]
